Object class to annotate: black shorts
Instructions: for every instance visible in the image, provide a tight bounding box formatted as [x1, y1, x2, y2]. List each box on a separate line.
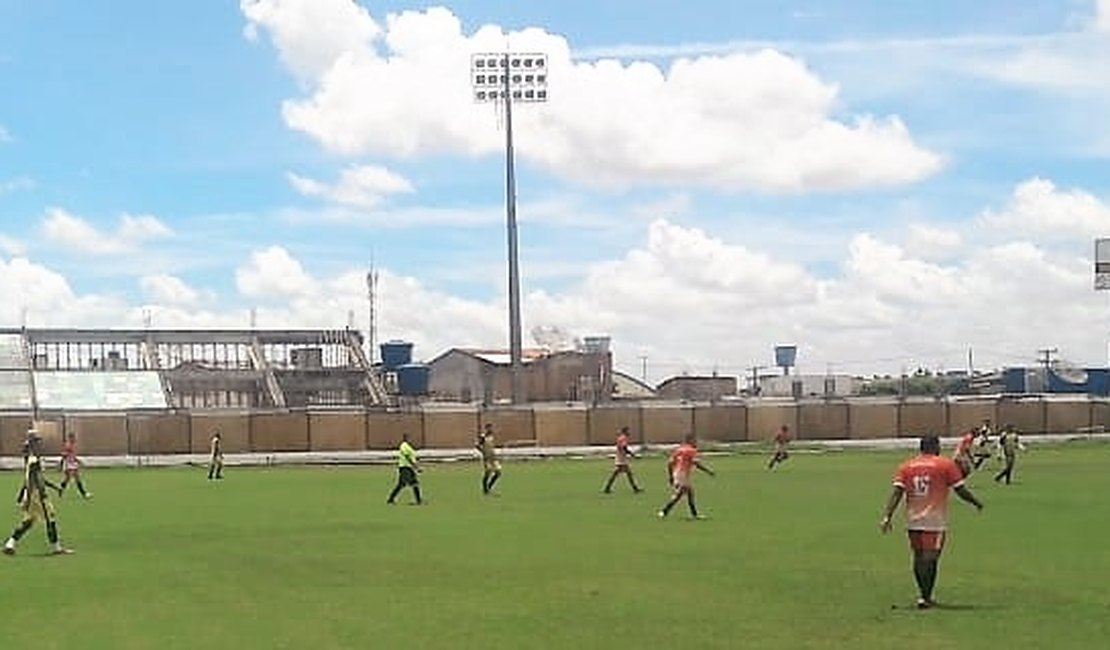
[397, 467, 419, 486]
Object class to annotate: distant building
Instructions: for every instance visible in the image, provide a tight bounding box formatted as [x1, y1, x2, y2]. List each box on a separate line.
[426, 348, 613, 404]
[655, 375, 737, 401]
[759, 374, 861, 398]
[611, 370, 656, 400]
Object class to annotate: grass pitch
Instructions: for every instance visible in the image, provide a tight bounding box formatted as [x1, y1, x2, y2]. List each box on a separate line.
[1, 444, 1107, 649]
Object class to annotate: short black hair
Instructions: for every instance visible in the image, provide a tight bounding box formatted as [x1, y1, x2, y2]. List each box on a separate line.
[919, 435, 941, 454]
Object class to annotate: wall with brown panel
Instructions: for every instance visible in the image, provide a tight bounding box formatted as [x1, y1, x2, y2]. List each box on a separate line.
[692, 405, 747, 442]
[641, 404, 693, 444]
[534, 406, 588, 446]
[799, 401, 849, 440]
[250, 411, 309, 452]
[423, 409, 478, 449]
[848, 402, 899, 439]
[947, 400, 996, 436]
[366, 411, 423, 450]
[746, 402, 798, 441]
[189, 413, 250, 454]
[996, 399, 1046, 434]
[897, 401, 947, 437]
[128, 413, 190, 454]
[588, 406, 642, 445]
[0, 415, 34, 456]
[1044, 400, 1091, 434]
[65, 414, 129, 455]
[479, 408, 535, 445]
[308, 412, 366, 452]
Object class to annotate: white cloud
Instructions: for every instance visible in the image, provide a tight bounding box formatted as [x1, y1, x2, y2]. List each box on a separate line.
[0, 177, 34, 193]
[1095, 0, 1110, 31]
[0, 234, 26, 257]
[236, 245, 317, 299]
[140, 274, 201, 306]
[243, 3, 942, 192]
[287, 164, 414, 209]
[41, 208, 174, 255]
[979, 177, 1110, 239]
[0, 125, 10, 143]
[905, 223, 963, 259]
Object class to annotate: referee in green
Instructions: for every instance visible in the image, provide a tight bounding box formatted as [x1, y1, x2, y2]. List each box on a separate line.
[386, 434, 423, 505]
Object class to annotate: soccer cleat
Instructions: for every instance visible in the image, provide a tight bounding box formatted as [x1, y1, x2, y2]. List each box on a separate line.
[656, 510, 666, 518]
[915, 598, 933, 610]
[3, 546, 14, 556]
[50, 546, 74, 556]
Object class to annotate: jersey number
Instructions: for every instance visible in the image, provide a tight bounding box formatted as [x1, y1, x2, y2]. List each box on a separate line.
[910, 475, 931, 497]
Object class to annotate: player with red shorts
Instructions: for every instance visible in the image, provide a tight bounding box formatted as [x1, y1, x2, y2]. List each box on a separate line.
[880, 435, 983, 609]
[657, 433, 714, 519]
[58, 433, 92, 499]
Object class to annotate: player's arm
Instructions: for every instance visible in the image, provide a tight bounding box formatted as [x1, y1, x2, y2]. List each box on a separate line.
[880, 485, 904, 532]
[694, 459, 715, 477]
[953, 484, 983, 511]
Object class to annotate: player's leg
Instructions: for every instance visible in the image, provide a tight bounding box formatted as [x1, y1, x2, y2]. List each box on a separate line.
[626, 466, 642, 492]
[3, 515, 34, 554]
[75, 471, 91, 498]
[684, 486, 701, 518]
[603, 467, 620, 493]
[658, 485, 685, 517]
[387, 469, 405, 504]
[410, 471, 423, 505]
[486, 468, 501, 493]
[59, 471, 70, 495]
[908, 531, 943, 607]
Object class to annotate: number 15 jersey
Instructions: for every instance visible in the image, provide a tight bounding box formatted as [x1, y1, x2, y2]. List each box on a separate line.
[892, 454, 965, 532]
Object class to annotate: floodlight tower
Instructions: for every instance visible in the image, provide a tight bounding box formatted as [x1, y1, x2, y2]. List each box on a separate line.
[470, 51, 548, 403]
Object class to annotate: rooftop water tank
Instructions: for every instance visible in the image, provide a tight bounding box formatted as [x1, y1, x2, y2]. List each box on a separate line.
[397, 363, 430, 396]
[380, 340, 413, 371]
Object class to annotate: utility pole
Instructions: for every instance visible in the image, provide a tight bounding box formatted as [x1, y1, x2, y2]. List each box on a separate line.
[366, 265, 379, 365]
[748, 365, 767, 396]
[1037, 347, 1058, 373]
[639, 355, 648, 383]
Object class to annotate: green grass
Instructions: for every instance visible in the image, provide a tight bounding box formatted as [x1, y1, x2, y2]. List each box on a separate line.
[1, 444, 1108, 649]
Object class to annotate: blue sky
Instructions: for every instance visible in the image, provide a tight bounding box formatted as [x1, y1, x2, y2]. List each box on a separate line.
[2, 0, 1110, 381]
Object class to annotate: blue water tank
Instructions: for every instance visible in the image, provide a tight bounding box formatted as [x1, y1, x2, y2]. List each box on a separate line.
[397, 363, 430, 396]
[1003, 368, 1027, 393]
[380, 340, 413, 370]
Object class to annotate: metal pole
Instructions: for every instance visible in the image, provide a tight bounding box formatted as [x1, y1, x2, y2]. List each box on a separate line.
[503, 52, 523, 404]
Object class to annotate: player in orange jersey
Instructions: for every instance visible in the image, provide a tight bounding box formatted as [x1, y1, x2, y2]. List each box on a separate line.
[953, 429, 975, 477]
[58, 433, 92, 499]
[657, 433, 714, 519]
[603, 426, 643, 494]
[767, 424, 791, 470]
[880, 435, 983, 609]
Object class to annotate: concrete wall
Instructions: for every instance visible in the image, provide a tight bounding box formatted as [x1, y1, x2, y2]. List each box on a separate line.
[588, 406, 642, 445]
[65, 414, 128, 455]
[128, 413, 190, 454]
[641, 404, 693, 444]
[947, 400, 996, 436]
[799, 401, 849, 440]
[534, 406, 588, 446]
[1092, 400, 1110, 432]
[898, 401, 947, 437]
[367, 411, 423, 450]
[423, 408, 478, 449]
[849, 402, 899, 439]
[0, 415, 33, 456]
[479, 408, 535, 445]
[996, 399, 1046, 434]
[308, 411, 366, 452]
[746, 402, 797, 441]
[250, 411, 309, 452]
[692, 405, 747, 442]
[1045, 400, 1091, 434]
[190, 413, 250, 454]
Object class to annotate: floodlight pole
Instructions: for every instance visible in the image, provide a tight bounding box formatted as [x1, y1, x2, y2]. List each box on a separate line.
[502, 52, 524, 405]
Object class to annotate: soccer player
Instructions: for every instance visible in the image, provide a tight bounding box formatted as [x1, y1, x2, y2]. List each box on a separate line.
[603, 426, 642, 493]
[972, 418, 994, 469]
[953, 429, 976, 477]
[58, 433, 92, 499]
[767, 424, 791, 470]
[476, 423, 502, 495]
[207, 430, 224, 480]
[993, 424, 1022, 485]
[880, 435, 983, 609]
[386, 434, 423, 505]
[4, 434, 73, 556]
[657, 433, 715, 519]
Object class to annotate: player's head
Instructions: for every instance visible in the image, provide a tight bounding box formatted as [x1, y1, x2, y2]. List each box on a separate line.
[780, 424, 789, 432]
[919, 435, 941, 455]
[67, 432, 76, 442]
[401, 433, 409, 442]
[684, 432, 697, 445]
[213, 430, 221, 439]
[619, 426, 629, 435]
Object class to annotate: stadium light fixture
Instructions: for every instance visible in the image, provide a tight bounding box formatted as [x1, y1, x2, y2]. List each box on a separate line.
[470, 52, 549, 404]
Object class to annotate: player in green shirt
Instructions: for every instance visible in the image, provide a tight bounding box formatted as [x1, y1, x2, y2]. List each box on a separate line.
[386, 434, 423, 505]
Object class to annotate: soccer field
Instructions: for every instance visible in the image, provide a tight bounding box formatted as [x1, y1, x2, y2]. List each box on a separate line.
[1, 444, 1107, 649]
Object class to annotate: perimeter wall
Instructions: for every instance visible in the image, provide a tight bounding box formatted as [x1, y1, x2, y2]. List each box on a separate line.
[1, 397, 1106, 456]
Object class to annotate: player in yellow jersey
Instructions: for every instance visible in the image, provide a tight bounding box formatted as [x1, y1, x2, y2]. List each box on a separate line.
[476, 423, 502, 495]
[207, 431, 224, 480]
[4, 433, 72, 556]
